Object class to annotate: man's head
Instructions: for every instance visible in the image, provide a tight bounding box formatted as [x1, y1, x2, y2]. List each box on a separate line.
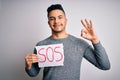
[47, 4, 65, 17]
[47, 4, 67, 34]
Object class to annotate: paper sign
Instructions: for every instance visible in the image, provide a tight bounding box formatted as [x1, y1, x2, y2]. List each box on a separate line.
[35, 43, 64, 67]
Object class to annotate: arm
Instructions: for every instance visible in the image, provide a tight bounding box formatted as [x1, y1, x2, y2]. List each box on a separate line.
[84, 42, 110, 70]
[25, 48, 40, 77]
[81, 19, 110, 70]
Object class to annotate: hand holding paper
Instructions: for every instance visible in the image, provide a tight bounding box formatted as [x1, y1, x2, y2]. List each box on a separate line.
[25, 54, 38, 70]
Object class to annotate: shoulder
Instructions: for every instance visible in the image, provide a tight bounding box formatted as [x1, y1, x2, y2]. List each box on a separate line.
[35, 36, 51, 46]
[69, 35, 90, 47]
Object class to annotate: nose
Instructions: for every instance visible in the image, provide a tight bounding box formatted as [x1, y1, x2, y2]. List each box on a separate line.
[54, 18, 59, 24]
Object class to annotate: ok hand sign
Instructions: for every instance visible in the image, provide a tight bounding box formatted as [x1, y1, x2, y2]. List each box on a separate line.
[81, 19, 99, 44]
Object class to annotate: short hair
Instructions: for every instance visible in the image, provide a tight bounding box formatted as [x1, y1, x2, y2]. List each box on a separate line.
[47, 4, 65, 17]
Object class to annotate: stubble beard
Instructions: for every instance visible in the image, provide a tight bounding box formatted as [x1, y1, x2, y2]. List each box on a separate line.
[52, 24, 65, 34]
[52, 29, 64, 34]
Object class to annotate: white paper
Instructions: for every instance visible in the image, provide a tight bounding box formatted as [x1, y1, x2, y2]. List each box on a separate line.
[35, 43, 64, 67]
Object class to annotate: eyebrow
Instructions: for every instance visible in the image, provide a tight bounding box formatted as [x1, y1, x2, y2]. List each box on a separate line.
[49, 15, 63, 19]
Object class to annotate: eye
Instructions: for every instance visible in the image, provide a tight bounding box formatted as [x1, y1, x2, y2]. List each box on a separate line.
[48, 17, 55, 21]
[49, 18, 54, 21]
[58, 16, 63, 19]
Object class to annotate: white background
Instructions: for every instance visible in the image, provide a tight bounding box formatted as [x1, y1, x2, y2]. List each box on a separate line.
[0, 0, 120, 80]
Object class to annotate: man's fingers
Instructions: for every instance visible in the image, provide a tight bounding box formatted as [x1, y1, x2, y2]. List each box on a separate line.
[81, 20, 87, 29]
[90, 20, 93, 27]
[25, 53, 38, 63]
[85, 19, 90, 27]
[81, 28, 88, 39]
[28, 58, 38, 63]
[81, 19, 93, 29]
[25, 53, 38, 70]
[81, 28, 87, 34]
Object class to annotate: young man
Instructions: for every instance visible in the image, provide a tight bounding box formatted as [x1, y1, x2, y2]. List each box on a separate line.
[25, 4, 110, 80]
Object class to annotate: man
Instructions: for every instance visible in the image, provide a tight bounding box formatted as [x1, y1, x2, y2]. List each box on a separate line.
[25, 4, 110, 80]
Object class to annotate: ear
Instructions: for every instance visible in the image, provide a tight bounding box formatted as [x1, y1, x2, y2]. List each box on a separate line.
[48, 20, 50, 25]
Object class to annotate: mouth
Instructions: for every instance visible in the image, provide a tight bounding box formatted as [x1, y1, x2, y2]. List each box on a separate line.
[52, 24, 63, 32]
[54, 25, 60, 28]
[53, 24, 63, 27]
[54, 24, 61, 27]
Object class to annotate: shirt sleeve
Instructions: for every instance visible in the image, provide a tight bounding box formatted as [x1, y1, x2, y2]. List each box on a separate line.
[25, 48, 41, 77]
[83, 42, 111, 70]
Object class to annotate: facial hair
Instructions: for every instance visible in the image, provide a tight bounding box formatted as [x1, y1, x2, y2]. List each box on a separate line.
[52, 24, 65, 34]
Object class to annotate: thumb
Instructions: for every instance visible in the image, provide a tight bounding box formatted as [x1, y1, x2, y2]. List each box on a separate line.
[81, 29, 87, 38]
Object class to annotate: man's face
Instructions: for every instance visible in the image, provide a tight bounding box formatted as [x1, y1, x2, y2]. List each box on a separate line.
[48, 10, 67, 33]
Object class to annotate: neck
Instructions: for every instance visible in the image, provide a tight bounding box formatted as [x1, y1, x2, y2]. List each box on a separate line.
[51, 32, 69, 39]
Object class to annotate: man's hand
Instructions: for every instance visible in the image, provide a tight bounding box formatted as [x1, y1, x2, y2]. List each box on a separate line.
[81, 19, 99, 44]
[25, 54, 38, 70]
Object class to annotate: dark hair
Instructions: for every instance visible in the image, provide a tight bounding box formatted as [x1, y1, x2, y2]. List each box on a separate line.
[47, 4, 65, 17]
